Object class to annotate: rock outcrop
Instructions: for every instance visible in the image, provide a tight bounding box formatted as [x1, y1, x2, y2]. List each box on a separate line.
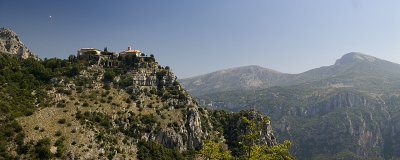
[0, 27, 36, 59]
[108, 57, 211, 151]
[240, 110, 277, 147]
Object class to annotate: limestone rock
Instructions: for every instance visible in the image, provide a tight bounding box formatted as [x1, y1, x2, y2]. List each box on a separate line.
[0, 27, 36, 59]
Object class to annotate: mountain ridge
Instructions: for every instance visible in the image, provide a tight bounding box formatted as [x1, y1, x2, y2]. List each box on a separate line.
[180, 52, 400, 96]
[183, 52, 400, 159]
[180, 65, 289, 96]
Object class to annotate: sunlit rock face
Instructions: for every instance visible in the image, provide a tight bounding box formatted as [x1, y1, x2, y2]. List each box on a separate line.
[0, 27, 36, 59]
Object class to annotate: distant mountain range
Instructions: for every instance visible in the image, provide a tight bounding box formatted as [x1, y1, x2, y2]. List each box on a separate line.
[180, 65, 287, 96]
[180, 52, 400, 96]
[180, 53, 400, 159]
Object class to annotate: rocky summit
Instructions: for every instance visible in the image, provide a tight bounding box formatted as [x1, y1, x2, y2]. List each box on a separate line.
[0, 27, 36, 59]
[179, 65, 288, 96]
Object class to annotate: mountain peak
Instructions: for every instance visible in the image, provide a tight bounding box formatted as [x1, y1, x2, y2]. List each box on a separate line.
[223, 65, 281, 74]
[335, 52, 377, 65]
[0, 27, 19, 41]
[0, 27, 36, 59]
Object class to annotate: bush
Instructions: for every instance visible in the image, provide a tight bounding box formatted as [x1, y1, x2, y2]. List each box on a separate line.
[103, 69, 116, 83]
[75, 77, 91, 87]
[34, 138, 53, 159]
[137, 140, 184, 160]
[68, 66, 80, 77]
[140, 114, 156, 125]
[119, 77, 133, 88]
[54, 137, 65, 157]
[103, 84, 111, 90]
[55, 130, 62, 137]
[57, 119, 66, 124]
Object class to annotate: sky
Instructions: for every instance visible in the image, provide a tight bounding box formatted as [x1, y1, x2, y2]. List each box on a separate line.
[1, 0, 400, 78]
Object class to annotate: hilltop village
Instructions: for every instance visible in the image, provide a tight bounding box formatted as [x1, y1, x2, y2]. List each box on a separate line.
[74, 46, 168, 88]
[76, 46, 150, 67]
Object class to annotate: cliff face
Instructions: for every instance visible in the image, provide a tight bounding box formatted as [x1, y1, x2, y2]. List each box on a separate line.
[241, 110, 277, 147]
[10, 57, 212, 158]
[199, 87, 399, 159]
[116, 62, 208, 151]
[0, 28, 35, 59]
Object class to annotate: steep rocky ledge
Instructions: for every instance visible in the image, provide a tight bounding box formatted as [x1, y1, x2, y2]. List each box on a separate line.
[0, 27, 36, 59]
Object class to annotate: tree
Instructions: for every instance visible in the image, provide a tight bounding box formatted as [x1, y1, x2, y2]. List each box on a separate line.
[198, 140, 232, 160]
[34, 138, 53, 159]
[239, 116, 293, 160]
[137, 140, 184, 160]
[68, 54, 77, 61]
[103, 69, 115, 83]
[68, 66, 80, 77]
[239, 116, 260, 159]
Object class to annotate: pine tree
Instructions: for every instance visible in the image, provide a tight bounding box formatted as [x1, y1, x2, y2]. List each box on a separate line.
[198, 140, 232, 160]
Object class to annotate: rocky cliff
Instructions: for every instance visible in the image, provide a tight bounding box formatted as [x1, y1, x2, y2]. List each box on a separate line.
[0, 52, 281, 159]
[0, 27, 36, 59]
[198, 85, 400, 159]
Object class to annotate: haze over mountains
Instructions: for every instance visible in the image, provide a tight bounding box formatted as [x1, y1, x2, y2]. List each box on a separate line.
[2, 26, 400, 159]
[181, 53, 400, 159]
[180, 52, 400, 96]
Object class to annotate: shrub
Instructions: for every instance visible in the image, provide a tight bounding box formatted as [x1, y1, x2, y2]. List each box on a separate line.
[68, 66, 80, 77]
[103, 84, 111, 90]
[54, 137, 65, 157]
[141, 114, 157, 125]
[82, 102, 89, 107]
[58, 119, 66, 124]
[34, 138, 53, 159]
[137, 140, 184, 160]
[55, 130, 62, 136]
[103, 69, 115, 83]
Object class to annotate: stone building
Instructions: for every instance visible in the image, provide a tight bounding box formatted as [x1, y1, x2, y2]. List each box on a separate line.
[77, 48, 102, 59]
[119, 46, 143, 57]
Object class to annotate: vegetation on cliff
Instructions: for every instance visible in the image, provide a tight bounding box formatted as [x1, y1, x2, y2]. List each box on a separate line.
[0, 53, 291, 159]
[197, 109, 293, 160]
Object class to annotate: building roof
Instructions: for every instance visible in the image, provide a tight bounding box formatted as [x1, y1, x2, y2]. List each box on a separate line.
[80, 48, 100, 51]
[123, 49, 141, 53]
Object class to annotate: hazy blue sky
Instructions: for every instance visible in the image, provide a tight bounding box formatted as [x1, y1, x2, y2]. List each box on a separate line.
[1, 0, 399, 78]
